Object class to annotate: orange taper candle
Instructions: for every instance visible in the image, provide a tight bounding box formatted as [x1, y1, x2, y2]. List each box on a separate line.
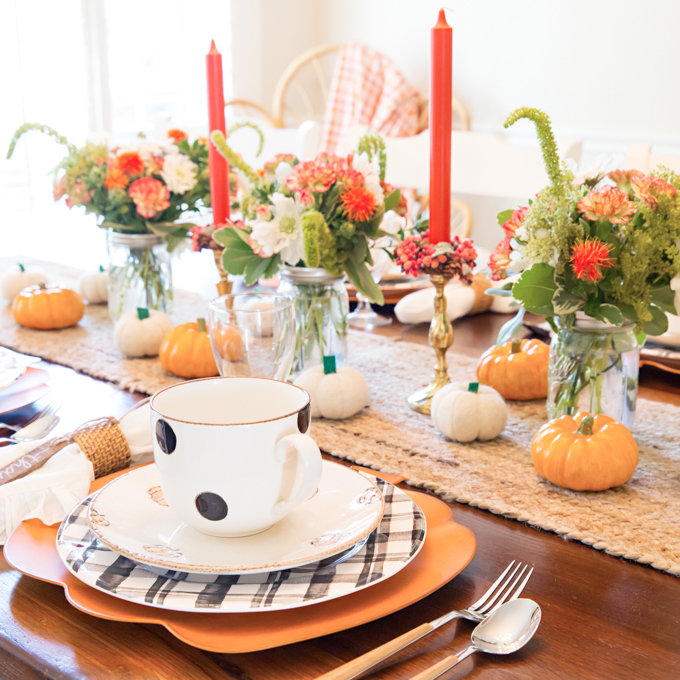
[206, 40, 229, 223]
[429, 9, 452, 244]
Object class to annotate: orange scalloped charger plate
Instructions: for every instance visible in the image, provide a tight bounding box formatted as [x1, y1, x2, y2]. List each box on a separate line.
[4, 467, 476, 653]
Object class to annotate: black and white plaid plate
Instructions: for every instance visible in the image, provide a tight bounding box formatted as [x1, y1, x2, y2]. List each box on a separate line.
[56, 477, 426, 613]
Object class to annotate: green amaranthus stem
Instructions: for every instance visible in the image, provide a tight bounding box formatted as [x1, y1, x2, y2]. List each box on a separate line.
[504, 108, 565, 190]
[355, 132, 386, 181]
[210, 130, 259, 182]
[6, 123, 76, 159]
[226, 121, 265, 157]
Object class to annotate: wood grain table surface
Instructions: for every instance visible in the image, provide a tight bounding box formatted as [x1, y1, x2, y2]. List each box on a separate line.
[0, 312, 678, 680]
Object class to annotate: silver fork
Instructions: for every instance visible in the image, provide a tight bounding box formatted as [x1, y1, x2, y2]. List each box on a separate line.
[316, 561, 533, 680]
[0, 397, 62, 440]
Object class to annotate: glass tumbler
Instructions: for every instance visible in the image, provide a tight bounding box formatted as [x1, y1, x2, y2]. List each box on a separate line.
[209, 293, 296, 381]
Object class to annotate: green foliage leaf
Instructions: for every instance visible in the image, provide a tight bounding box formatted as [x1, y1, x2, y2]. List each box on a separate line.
[595, 221, 612, 241]
[496, 307, 525, 346]
[552, 276, 585, 315]
[243, 256, 271, 286]
[511, 263, 557, 315]
[485, 288, 512, 297]
[344, 259, 384, 304]
[166, 227, 189, 253]
[650, 285, 677, 314]
[643, 304, 669, 336]
[596, 303, 624, 326]
[496, 209, 514, 227]
[384, 189, 401, 213]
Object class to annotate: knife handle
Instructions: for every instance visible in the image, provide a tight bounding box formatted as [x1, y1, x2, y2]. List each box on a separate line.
[316, 622, 435, 680]
[0, 438, 14, 448]
[411, 654, 461, 680]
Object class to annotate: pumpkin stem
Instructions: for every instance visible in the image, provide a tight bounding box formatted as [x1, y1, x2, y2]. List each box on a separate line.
[197, 317, 207, 333]
[323, 355, 337, 374]
[468, 382, 479, 393]
[137, 307, 150, 320]
[577, 415, 595, 436]
[18, 263, 25, 272]
[511, 338, 522, 354]
[38, 282, 46, 290]
[99, 265, 105, 272]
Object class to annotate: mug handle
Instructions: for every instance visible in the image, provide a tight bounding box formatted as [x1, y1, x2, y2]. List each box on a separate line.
[273, 433, 323, 516]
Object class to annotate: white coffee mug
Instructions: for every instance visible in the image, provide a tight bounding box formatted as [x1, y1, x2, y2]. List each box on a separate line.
[150, 376, 321, 537]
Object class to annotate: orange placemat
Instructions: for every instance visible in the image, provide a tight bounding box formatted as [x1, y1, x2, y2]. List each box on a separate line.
[4, 468, 476, 653]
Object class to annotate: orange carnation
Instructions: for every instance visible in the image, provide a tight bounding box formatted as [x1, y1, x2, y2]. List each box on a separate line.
[340, 185, 377, 222]
[117, 152, 144, 176]
[577, 185, 636, 224]
[128, 177, 170, 218]
[631, 174, 677, 209]
[168, 128, 188, 142]
[105, 166, 128, 190]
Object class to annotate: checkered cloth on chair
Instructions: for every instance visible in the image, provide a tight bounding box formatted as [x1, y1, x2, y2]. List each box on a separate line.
[320, 43, 421, 155]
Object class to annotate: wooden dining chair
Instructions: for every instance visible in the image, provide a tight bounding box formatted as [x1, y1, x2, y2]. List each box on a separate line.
[625, 143, 680, 173]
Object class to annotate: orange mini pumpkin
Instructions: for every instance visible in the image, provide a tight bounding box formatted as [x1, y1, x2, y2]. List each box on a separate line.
[213, 326, 245, 362]
[159, 318, 219, 379]
[477, 338, 549, 400]
[12, 283, 84, 330]
[531, 412, 638, 491]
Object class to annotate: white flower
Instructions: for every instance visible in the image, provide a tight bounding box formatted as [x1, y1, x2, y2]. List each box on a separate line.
[509, 249, 528, 273]
[275, 162, 293, 185]
[671, 275, 680, 315]
[120, 140, 174, 161]
[535, 228, 550, 239]
[161, 153, 198, 194]
[515, 225, 527, 241]
[353, 152, 384, 204]
[568, 154, 622, 187]
[251, 193, 305, 265]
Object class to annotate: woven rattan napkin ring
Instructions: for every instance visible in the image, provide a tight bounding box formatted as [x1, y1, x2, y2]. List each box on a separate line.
[0, 416, 131, 486]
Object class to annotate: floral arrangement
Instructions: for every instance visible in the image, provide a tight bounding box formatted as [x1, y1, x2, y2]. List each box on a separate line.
[488, 108, 680, 339]
[195, 132, 407, 304]
[393, 230, 477, 280]
[6, 124, 215, 250]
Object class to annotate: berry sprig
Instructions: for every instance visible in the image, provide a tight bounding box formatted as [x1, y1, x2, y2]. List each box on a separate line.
[394, 230, 477, 281]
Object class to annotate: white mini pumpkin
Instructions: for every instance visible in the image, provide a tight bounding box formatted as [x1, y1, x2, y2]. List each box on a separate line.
[294, 362, 369, 420]
[79, 266, 109, 304]
[115, 308, 174, 358]
[431, 381, 508, 443]
[1, 263, 47, 302]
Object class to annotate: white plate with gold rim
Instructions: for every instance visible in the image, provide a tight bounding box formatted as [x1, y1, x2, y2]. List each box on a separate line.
[87, 461, 385, 575]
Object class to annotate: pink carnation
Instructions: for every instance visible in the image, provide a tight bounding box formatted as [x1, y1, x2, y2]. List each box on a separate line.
[128, 177, 171, 218]
[577, 185, 636, 224]
[52, 176, 66, 201]
[631, 174, 677, 209]
[64, 180, 93, 209]
[502, 206, 528, 238]
[286, 160, 335, 193]
[295, 189, 315, 208]
[256, 204, 272, 220]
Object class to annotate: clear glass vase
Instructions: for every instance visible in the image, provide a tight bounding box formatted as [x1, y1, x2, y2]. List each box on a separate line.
[548, 314, 640, 428]
[107, 232, 173, 321]
[277, 266, 349, 378]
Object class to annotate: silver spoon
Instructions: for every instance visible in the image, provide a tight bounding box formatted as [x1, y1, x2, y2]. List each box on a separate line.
[411, 598, 541, 680]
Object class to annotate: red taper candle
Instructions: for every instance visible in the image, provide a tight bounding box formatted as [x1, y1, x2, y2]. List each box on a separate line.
[429, 9, 452, 244]
[206, 40, 229, 223]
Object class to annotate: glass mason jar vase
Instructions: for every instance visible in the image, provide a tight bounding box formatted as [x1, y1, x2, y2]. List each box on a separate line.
[548, 314, 639, 428]
[107, 232, 173, 321]
[277, 266, 349, 378]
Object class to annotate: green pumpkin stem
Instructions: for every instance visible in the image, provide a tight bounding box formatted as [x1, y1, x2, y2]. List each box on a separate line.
[197, 317, 207, 333]
[137, 307, 150, 320]
[38, 282, 46, 290]
[18, 263, 25, 272]
[99, 265, 105, 272]
[468, 382, 479, 393]
[577, 415, 595, 436]
[511, 338, 522, 354]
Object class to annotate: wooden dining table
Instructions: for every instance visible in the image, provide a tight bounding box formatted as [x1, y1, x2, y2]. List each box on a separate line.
[0, 311, 678, 680]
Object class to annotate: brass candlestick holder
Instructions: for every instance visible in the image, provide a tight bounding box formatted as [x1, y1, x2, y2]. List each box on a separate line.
[408, 273, 454, 414]
[213, 248, 233, 297]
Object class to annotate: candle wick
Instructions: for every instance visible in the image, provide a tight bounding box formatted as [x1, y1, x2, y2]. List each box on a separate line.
[442, 6, 455, 13]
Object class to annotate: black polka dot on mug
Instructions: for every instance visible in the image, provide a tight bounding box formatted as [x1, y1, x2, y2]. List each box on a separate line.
[156, 419, 176, 454]
[195, 492, 228, 521]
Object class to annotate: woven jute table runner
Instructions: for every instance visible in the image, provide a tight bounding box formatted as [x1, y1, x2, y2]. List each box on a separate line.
[1, 258, 679, 576]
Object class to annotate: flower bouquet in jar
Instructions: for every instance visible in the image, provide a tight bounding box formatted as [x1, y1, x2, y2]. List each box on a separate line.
[6, 124, 212, 318]
[486, 107, 680, 426]
[194, 132, 406, 373]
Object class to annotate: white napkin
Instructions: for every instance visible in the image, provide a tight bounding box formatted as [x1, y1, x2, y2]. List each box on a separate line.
[0, 403, 153, 544]
[395, 270, 520, 324]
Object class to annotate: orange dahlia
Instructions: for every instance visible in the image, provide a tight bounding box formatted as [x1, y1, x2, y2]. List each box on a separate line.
[105, 166, 129, 190]
[631, 174, 677, 209]
[577, 185, 636, 224]
[502, 206, 529, 238]
[340, 185, 377, 222]
[167, 128, 188, 142]
[117, 151, 144, 177]
[571, 238, 613, 283]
